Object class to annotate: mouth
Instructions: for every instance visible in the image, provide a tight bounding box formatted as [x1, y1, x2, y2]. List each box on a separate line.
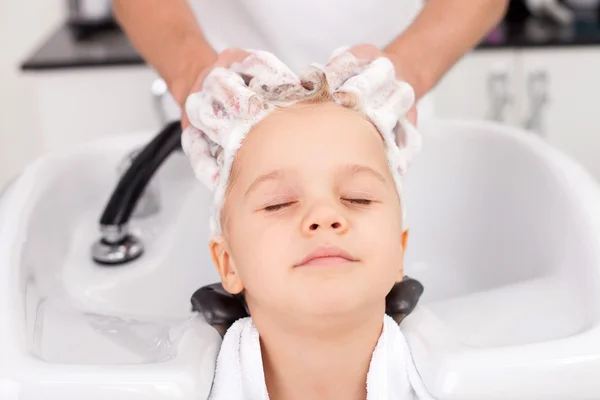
[295, 245, 358, 268]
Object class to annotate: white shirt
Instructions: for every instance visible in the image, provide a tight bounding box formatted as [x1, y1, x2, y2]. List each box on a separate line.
[188, 0, 424, 74]
[185, 0, 434, 118]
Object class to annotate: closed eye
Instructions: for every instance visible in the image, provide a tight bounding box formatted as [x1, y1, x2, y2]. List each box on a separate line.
[343, 198, 373, 205]
[264, 202, 296, 212]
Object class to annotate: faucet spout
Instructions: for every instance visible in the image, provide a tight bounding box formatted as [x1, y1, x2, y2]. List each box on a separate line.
[92, 120, 182, 265]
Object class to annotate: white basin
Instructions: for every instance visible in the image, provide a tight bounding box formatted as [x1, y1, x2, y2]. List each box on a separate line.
[0, 132, 221, 399]
[2, 120, 600, 399]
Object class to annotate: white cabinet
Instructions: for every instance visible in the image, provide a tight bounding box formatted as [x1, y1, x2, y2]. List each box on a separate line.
[26, 66, 179, 154]
[520, 49, 600, 180]
[431, 47, 600, 182]
[432, 50, 520, 125]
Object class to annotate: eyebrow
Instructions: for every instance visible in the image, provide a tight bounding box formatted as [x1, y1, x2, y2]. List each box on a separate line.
[244, 169, 286, 198]
[243, 164, 387, 198]
[340, 164, 387, 183]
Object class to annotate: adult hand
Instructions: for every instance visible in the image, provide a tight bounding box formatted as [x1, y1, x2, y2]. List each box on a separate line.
[178, 48, 251, 129]
[329, 44, 418, 127]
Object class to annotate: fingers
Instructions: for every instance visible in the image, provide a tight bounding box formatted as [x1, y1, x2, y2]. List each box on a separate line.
[326, 45, 419, 173]
[406, 105, 418, 126]
[334, 57, 416, 138]
[347, 43, 383, 62]
[334, 57, 398, 107]
[203, 68, 267, 119]
[324, 44, 383, 90]
[217, 47, 252, 66]
[182, 48, 251, 130]
[181, 112, 191, 130]
[394, 117, 422, 177]
[185, 69, 267, 144]
[230, 50, 301, 100]
[181, 126, 220, 189]
[323, 51, 364, 91]
[189, 48, 251, 95]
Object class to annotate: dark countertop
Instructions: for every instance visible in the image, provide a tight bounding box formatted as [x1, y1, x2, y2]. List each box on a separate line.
[480, 12, 600, 49]
[20, 23, 143, 71]
[21, 13, 600, 72]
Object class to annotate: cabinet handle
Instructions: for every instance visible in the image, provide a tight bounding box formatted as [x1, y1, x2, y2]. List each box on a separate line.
[523, 70, 549, 136]
[486, 69, 512, 123]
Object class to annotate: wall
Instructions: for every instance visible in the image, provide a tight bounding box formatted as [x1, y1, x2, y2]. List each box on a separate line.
[0, 0, 65, 187]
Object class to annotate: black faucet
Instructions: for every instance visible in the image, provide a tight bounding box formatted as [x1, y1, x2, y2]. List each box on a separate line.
[91, 120, 182, 266]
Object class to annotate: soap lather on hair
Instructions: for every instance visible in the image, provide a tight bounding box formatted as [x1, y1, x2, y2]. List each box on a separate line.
[182, 48, 421, 235]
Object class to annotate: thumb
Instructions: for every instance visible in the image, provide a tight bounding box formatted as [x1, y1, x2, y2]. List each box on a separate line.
[181, 112, 191, 130]
[407, 105, 418, 127]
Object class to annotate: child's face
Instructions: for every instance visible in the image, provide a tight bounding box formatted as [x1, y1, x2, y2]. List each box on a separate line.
[210, 102, 407, 319]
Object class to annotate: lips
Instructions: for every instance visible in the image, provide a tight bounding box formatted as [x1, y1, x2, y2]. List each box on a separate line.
[295, 245, 358, 267]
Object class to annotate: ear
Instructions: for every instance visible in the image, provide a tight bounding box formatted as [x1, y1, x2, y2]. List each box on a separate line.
[209, 236, 245, 295]
[401, 228, 409, 251]
[397, 229, 409, 281]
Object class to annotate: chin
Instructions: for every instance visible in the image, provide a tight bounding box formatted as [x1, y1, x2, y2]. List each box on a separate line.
[283, 268, 393, 316]
[294, 284, 377, 317]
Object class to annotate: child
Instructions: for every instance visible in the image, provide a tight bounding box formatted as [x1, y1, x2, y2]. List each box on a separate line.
[182, 48, 434, 400]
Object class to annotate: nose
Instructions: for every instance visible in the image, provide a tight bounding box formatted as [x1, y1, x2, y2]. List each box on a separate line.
[301, 202, 348, 236]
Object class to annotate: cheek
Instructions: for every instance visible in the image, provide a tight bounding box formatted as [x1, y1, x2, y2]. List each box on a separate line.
[228, 217, 293, 295]
[356, 202, 403, 235]
[355, 206, 404, 266]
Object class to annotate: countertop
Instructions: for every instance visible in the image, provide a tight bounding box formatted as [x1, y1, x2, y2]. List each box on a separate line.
[20, 24, 141, 71]
[20, 13, 600, 72]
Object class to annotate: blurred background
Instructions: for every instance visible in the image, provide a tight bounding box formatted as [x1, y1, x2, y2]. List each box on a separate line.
[1, 0, 599, 187]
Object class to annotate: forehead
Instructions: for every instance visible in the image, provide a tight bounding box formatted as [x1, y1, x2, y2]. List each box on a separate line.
[232, 102, 389, 180]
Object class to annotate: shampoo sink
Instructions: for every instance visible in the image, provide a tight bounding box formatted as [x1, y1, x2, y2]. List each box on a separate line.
[1, 120, 600, 399]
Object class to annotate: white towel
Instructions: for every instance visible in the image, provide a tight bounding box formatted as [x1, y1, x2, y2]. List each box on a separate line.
[207, 315, 436, 400]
